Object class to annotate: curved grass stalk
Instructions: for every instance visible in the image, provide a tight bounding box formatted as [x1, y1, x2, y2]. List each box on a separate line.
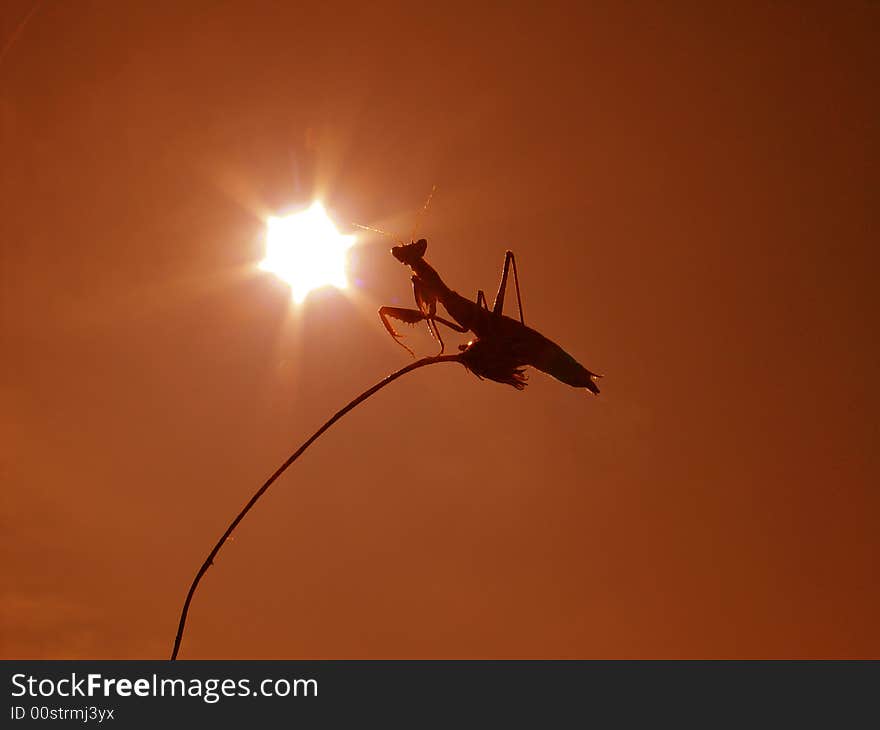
[170, 353, 464, 660]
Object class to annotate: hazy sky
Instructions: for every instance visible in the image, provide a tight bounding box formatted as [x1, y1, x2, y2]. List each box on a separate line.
[2, 1, 877, 658]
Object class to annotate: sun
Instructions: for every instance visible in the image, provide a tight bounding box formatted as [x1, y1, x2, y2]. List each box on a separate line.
[259, 201, 356, 303]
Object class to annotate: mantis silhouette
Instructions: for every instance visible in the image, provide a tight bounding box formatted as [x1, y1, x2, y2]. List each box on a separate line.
[380, 238, 602, 394]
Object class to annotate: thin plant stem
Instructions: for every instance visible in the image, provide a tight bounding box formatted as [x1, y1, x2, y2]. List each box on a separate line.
[170, 353, 463, 660]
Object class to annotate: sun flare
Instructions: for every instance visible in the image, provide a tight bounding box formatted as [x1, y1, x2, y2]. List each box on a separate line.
[259, 202, 356, 303]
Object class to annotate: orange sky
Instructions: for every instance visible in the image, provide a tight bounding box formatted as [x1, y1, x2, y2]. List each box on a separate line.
[2, 2, 877, 659]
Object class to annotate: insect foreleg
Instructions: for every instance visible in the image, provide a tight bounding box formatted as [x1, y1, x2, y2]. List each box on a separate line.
[428, 318, 445, 354]
[476, 290, 490, 312]
[426, 313, 473, 355]
[492, 250, 525, 325]
[378, 306, 423, 357]
[378, 306, 467, 357]
[413, 278, 446, 354]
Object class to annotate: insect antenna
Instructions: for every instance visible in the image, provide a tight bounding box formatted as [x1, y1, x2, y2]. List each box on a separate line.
[351, 222, 401, 243]
[409, 184, 437, 242]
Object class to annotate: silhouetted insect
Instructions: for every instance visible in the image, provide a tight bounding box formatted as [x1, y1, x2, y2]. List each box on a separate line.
[378, 237, 602, 394]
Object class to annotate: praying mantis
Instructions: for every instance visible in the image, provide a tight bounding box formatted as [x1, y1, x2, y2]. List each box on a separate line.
[378, 237, 602, 394]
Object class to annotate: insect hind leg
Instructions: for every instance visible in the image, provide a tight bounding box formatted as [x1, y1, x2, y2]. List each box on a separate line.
[492, 251, 525, 325]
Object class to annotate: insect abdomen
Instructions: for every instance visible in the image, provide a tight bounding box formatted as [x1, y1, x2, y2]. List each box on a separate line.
[524, 329, 601, 395]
